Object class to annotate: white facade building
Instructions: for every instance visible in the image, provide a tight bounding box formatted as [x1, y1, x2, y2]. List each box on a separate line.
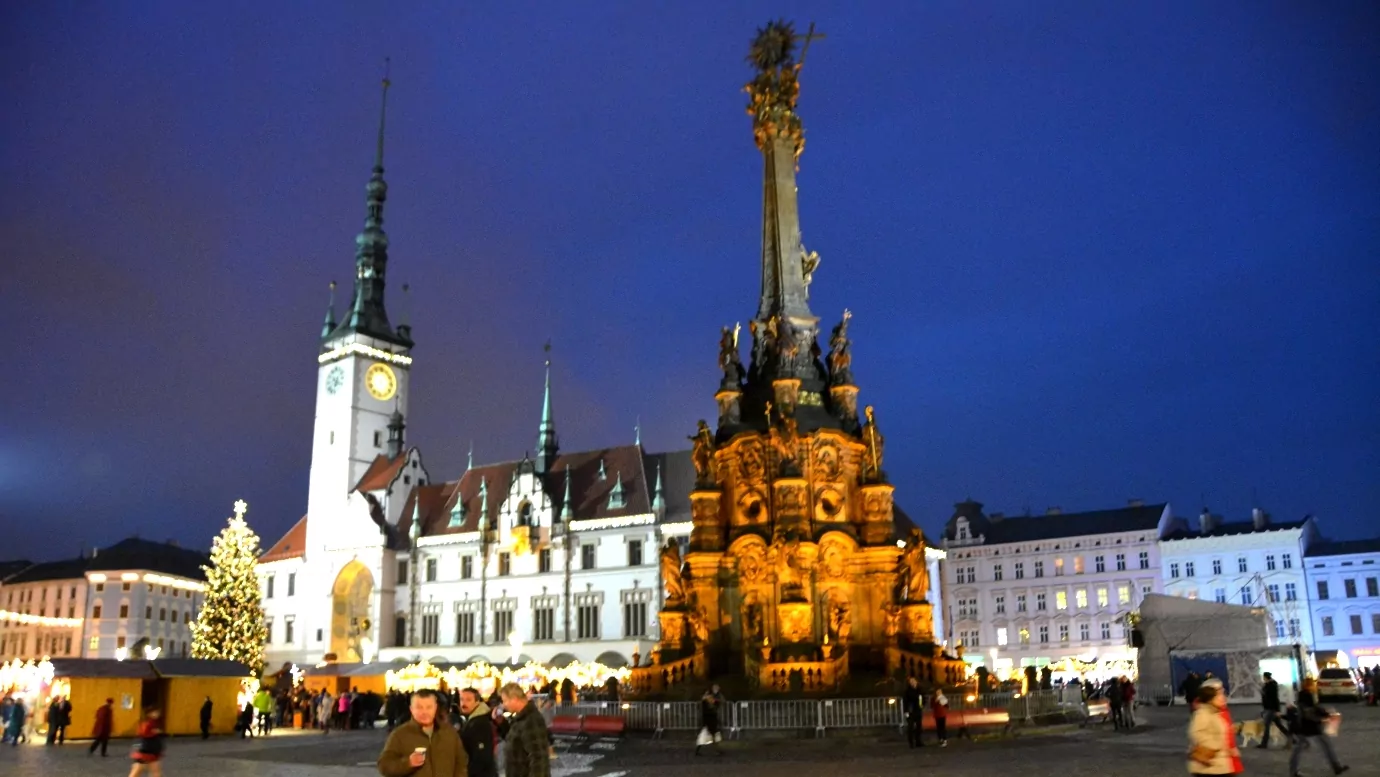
[255, 110, 693, 671]
[941, 500, 1174, 680]
[1304, 538, 1380, 671]
[0, 559, 86, 661]
[1159, 509, 1319, 650]
[0, 539, 207, 662]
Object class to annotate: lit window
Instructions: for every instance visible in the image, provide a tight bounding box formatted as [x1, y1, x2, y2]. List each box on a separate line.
[1096, 588, 1108, 608]
[1117, 585, 1131, 605]
[1075, 589, 1088, 608]
[1055, 591, 1068, 610]
[996, 627, 1008, 646]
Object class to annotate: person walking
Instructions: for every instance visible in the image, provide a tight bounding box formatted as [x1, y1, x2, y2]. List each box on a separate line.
[458, 688, 498, 777]
[1108, 677, 1125, 730]
[377, 689, 467, 777]
[1186, 679, 1241, 775]
[253, 687, 274, 736]
[498, 683, 550, 777]
[45, 695, 72, 745]
[199, 696, 214, 739]
[696, 684, 724, 756]
[1288, 677, 1349, 777]
[317, 690, 335, 735]
[902, 676, 924, 748]
[5, 698, 26, 746]
[932, 690, 949, 747]
[1257, 671, 1290, 749]
[128, 709, 165, 777]
[89, 698, 114, 757]
[1122, 676, 1137, 728]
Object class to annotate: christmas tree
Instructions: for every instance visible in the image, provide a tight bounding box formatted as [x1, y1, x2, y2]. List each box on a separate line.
[190, 499, 268, 674]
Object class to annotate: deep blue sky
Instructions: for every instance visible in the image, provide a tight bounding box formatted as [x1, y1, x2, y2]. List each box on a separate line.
[3, 2, 1377, 560]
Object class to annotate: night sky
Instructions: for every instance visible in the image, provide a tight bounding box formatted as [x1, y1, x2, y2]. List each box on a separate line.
[3, 2, 1377, 561]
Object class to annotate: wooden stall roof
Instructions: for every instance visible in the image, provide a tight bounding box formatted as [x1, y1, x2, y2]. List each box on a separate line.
[49, 659, 158, 680]
[151, 659, 252, 678]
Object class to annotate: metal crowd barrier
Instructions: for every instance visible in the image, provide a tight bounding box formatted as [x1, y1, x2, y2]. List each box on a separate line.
[549, 691, 1069, 738]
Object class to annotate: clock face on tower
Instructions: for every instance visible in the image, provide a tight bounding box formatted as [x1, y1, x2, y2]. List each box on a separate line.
[364, 362, 398, 401]
[325, 366, 345, 395]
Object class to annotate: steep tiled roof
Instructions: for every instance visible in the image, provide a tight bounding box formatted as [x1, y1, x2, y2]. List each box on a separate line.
[401, 446, 690, 539]
[644, 449, 693, 521]
[5, 557, 89, 583]
[0, 560, 33, 582]
[88, 538, 209, 581]
[1304, 537, 1380, 558]
[354, 454, 409, 493]
[1162, 518, 1309, 542]
[260, 516, 308, 562]
[947, 503, 1168, 544]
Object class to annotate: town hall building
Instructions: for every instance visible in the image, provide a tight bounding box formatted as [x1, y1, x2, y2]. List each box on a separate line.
[255, 76, 693, 671]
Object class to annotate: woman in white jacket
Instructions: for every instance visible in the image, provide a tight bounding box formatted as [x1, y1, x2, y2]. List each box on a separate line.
[1187, 678, 1242, 775]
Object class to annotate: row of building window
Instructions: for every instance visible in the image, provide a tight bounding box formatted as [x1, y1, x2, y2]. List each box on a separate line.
[977, 553, 1152, 583]
[966, 621, 1131, 648]
[1316, 577, 1380, 601]
[1319, 613, 1380, 637]
[89, 604, 193, 623]
[964, 584, 1146, 619]
[396, 541, 646, 586]
[1169, 554, 1296, 580]
[92, 582, 197, 598]
[4, 586, 78, 605]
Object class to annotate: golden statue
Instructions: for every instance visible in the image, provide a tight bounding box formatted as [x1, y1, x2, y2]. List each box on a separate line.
[689, 420, 715, 486]
[661, 539, 686, 606]
[898, 528, 929, 602]
[862, 405, 885, 480]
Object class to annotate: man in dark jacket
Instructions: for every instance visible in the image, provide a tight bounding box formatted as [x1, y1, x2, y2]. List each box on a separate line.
[901, 676, 924, 748]
[377, 689, 467, 777]
[458, 688, 498, 777]
[1288, 679, 1348, 776]
[200, 696, 214, 739]
[1258, 672, 1290, 748]
[498, 683, 550, 777]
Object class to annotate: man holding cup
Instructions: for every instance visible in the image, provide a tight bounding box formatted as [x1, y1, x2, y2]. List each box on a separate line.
[378, 689, 468, 777]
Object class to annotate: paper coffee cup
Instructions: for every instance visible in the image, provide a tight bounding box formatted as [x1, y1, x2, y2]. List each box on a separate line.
[414, 747, 428, 755]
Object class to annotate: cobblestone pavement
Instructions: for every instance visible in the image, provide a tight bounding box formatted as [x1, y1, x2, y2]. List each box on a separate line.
[0, 705, 1375, 777]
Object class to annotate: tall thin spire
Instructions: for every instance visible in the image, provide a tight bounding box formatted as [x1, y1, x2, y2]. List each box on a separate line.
[332, 58, 407, 346]
[534, 341, 558, 473]
[652, 461, 665, 511]
[561, 463, 574, 521]
[634, 417, 641, 446]
[747, 22, 823, 328]
[321, 280, 338, 339]
[466, 441, 474, 471]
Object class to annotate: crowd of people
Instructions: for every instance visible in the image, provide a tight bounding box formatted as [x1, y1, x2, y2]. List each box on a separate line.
[377, 683, 554, 777]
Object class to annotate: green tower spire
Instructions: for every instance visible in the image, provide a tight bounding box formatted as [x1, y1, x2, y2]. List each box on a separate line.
[534, 341, 558, 473]
[328, 58, 409, 347]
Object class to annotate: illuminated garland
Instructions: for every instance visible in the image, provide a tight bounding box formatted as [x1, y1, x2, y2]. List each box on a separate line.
[384, 659, 632, 695]
[0, 610, 83, 628]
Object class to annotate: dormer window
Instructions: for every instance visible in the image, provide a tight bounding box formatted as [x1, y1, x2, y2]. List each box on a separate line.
[608, 473, 626, 509]
[518, 500, 533, 527]
[449, 498, 467, 528]
[956, 519, 969, 541]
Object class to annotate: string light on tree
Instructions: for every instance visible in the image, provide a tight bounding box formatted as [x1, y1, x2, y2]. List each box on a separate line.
[190, 499, 269, 674]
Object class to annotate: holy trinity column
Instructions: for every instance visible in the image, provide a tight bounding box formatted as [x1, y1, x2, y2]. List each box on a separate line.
[651, 21, 957, 688]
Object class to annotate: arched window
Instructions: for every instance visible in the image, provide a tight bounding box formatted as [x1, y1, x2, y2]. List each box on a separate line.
[518, 501, 533, 527]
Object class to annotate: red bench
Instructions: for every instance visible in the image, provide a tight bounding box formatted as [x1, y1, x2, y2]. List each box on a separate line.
[581, 715, 626, 737]
[550, 716, 583, 736]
